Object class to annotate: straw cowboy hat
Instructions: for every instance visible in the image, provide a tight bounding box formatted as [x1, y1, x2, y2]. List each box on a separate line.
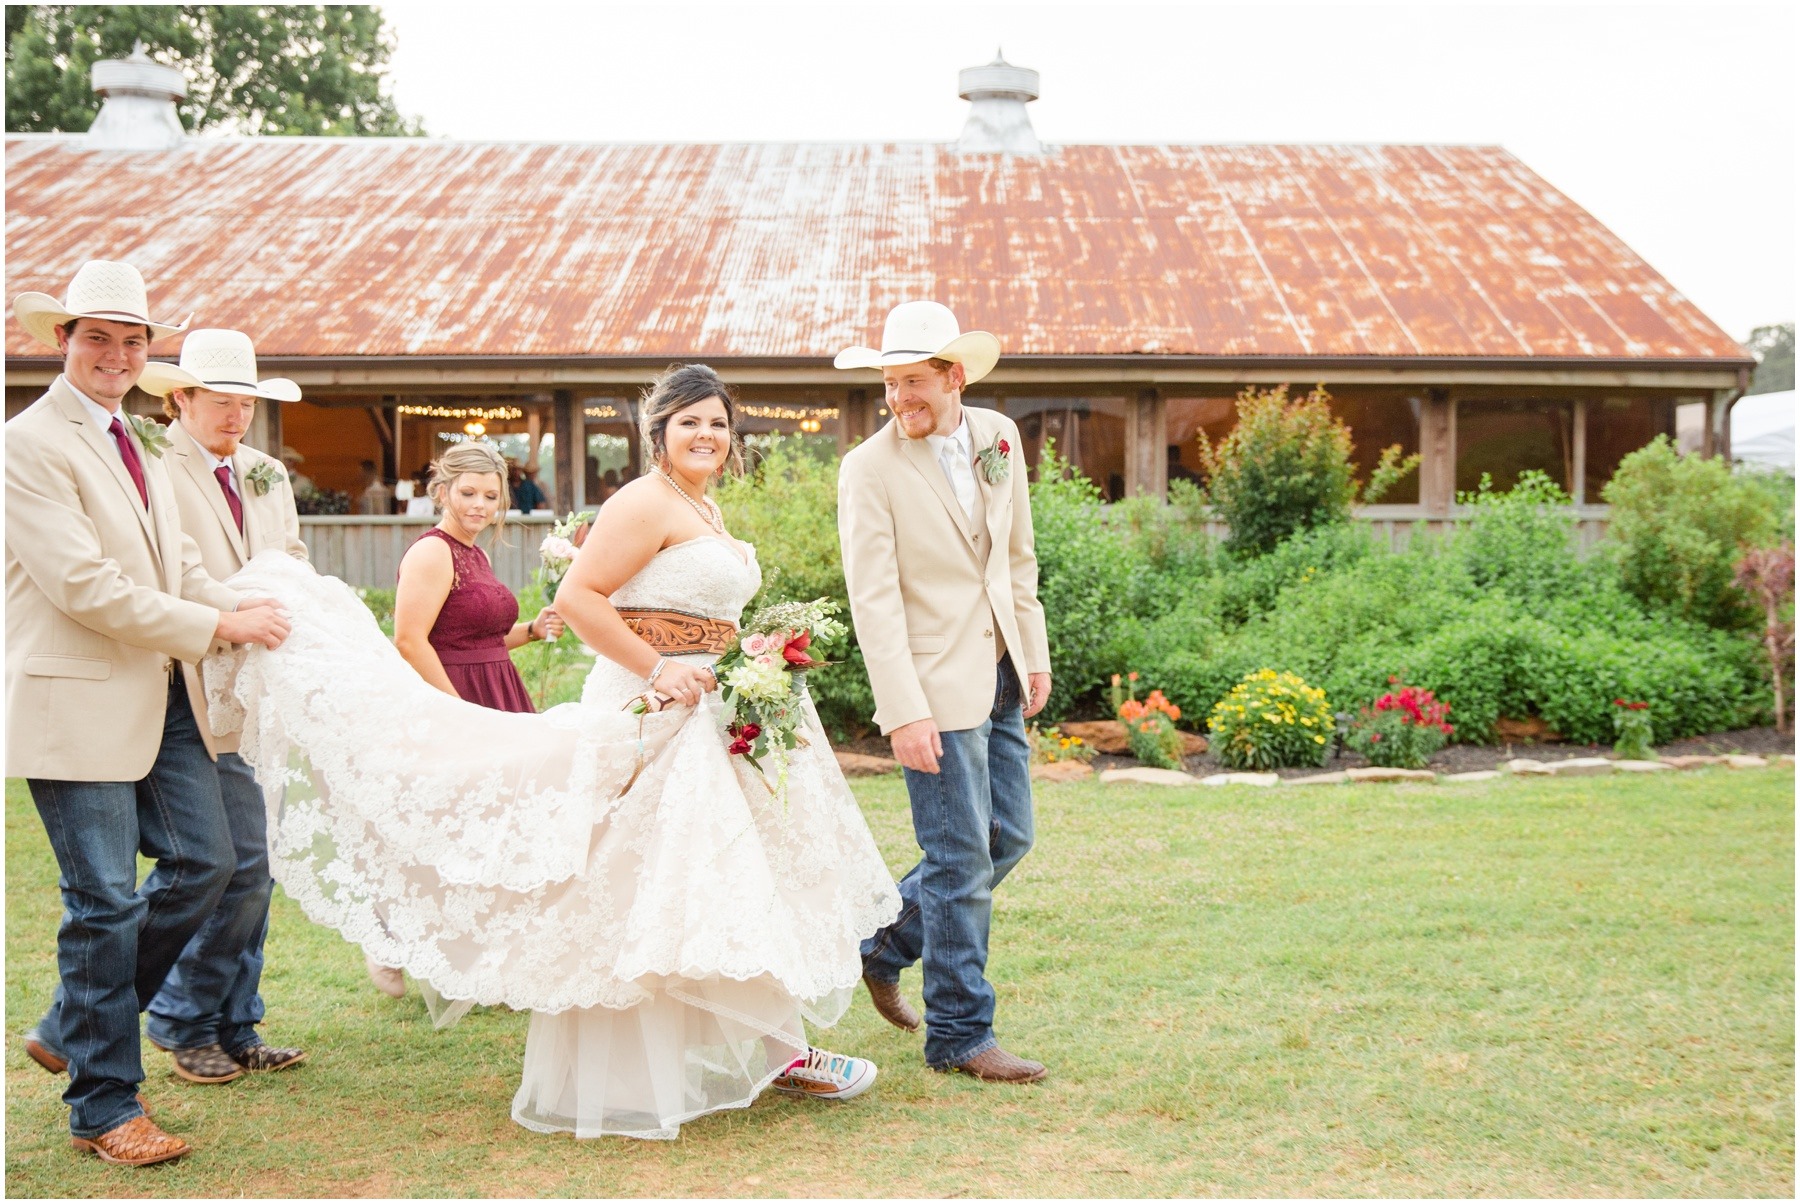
[13, 259, 190, 350]
[137, 328, 302, 401]
[834, 301, 1001, 385]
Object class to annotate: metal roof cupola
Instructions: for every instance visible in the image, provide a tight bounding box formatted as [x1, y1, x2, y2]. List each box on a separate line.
[87, 41, 187, 150]
[956, 49, 1042, 155]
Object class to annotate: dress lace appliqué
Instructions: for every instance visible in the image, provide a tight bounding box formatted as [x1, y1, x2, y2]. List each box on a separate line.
[208, 543, 899, 1139]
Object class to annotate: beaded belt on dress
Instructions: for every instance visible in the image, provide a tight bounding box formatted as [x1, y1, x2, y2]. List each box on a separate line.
[617, 608, 737, 655]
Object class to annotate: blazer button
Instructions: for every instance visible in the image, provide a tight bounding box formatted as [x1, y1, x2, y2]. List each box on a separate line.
[984, 628, 993, 639]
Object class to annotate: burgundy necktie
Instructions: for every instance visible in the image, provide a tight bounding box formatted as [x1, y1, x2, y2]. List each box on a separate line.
[107, 416, 148, 508]
[214, 464, 244, 533]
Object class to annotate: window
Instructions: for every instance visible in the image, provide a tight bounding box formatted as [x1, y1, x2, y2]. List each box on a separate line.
[1009, 397, 1128, 499]
[1456, 399, 1574, 494]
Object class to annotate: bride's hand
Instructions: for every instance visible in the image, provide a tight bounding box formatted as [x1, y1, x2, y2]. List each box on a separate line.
[653, 661, 716, 708]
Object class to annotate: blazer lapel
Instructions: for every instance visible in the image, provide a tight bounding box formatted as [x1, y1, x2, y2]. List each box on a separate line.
[171, 423, 247, 562]
[899, 433, 981, 558]
[50, 382, 158, 551]
[230, 450, 261, 560]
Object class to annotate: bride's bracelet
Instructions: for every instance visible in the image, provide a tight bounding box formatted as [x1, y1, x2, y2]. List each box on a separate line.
[645, 658, 667, 688]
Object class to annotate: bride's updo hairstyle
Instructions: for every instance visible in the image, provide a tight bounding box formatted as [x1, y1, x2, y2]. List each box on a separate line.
[427, 441, 512, 541]
[640, 364, 744, 478]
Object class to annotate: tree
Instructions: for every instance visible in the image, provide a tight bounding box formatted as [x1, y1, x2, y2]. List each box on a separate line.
[6, 5, 423, 136]
[1745, 322, 1794, 395]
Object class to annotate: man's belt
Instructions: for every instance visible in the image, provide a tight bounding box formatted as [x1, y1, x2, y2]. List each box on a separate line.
[617, 608, 736, 655]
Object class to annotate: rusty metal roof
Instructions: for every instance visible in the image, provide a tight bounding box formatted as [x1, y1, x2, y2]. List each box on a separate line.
[4, 137, 1748, 363]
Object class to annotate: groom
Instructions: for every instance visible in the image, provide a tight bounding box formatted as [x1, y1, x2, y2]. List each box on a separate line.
[835, 302, 1053, 1082]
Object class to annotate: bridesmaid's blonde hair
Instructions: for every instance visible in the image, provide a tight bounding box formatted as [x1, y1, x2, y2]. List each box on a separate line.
[428, 442, 512, 542]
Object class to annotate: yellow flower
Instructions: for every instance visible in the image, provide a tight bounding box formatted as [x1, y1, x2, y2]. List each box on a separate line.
[1314, 735, 1327, 744]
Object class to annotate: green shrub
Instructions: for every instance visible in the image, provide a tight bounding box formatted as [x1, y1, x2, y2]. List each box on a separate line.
[716, 436, 873, 741]
[1455, 470, 1581, 603]
[1207, 669, 1334, 770]
[1601, 437, 1778, 627]
[355, 586, 397, 637]
[1196, 384, 1417, 558]
[1029, 445, 1151, 719]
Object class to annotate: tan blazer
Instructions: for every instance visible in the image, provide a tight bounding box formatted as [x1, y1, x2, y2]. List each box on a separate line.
[165, 419, 308, 755]
[838, 406, 1051, 734]
[5, 378, 243, 781]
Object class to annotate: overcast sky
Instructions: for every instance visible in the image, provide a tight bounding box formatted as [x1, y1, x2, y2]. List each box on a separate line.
[380, 0, 1794, 340]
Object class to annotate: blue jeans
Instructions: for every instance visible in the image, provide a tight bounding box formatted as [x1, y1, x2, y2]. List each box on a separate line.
[862, 656, 1035, 1068]
[29, 678, 234, 1138]
[147, 752, 273, 1055]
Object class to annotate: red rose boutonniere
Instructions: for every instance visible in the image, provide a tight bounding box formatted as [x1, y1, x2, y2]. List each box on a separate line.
[977, 433, 1011, 484]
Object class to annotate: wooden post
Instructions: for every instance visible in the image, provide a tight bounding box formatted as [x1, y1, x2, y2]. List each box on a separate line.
[1124, 387, 1166, 498]
[1571, 397, 1587, 504]
[1418, 389, 1454, 515]
[553, 388, 577, 513]
[840, 387, 873, 454]
[250, 393, 284, 458]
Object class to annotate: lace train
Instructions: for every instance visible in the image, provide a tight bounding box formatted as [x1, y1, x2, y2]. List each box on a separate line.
[210, 550, 899, 1137]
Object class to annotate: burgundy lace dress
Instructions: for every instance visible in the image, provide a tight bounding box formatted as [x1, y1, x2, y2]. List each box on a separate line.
[411, 526, 534, 713]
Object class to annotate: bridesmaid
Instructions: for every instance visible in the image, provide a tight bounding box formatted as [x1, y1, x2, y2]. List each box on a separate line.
[394, 441, 562, 711]
[365, 441, 564, 996]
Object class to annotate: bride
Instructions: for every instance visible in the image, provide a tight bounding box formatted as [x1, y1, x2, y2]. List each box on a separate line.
[210, 365, 900, 1139]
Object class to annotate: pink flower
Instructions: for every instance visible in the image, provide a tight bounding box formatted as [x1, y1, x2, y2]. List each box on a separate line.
[755, 653, 777, 669]
[742, 633, 768, 656]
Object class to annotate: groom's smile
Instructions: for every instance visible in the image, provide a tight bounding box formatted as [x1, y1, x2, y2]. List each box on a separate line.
[883, 360, 966, 440]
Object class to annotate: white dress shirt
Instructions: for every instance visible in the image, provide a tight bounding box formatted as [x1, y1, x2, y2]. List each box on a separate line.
[925, 416, 979, 527]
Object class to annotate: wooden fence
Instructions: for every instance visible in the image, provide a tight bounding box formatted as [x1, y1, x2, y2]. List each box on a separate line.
[300, 505, 1613, 590]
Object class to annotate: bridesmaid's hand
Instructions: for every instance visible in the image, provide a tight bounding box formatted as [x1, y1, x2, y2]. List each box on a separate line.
[534, 607, 565, 641]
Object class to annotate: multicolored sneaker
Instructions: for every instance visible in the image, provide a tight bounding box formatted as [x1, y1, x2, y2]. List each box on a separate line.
[770, 1047, 878, 1101]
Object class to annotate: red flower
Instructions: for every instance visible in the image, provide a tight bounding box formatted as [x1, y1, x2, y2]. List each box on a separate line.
[728, 737, 752, 756]
[999, 439, 1011, 456]
[739, 723, 762, 741]
[782, 631, 815, 668]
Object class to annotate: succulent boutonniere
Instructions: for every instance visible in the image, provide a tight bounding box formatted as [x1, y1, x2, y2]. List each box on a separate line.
[977, 433, 1011, 485]
[245, 461, 283, 497]
[125, 413, 172, 458]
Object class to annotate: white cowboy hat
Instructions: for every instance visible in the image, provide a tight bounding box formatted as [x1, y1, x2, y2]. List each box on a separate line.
[137, 328, 302, 401]
[834, 301, 1001, 385]
[13, 259, 190, 350]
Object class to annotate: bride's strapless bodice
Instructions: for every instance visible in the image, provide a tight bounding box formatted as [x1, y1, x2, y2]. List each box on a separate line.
[609, 537, 761, 621]
[583, 537, 762, 708]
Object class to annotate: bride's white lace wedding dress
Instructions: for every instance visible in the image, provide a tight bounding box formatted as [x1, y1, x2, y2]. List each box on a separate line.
[207, 540, 900, 1139]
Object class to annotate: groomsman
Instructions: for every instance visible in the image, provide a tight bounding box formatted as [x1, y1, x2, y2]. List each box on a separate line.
[135, 330, 310, 1085]
[8, 262, 290, 1166]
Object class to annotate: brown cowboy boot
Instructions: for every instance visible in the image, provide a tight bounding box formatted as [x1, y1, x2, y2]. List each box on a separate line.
[70, 1116, 191, 1166]
[862, 975, 920, 1032]
[940, 1045, 1047, 1083]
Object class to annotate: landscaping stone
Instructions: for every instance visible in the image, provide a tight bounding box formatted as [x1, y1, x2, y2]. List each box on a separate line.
[1612, 759, 1672, 773]
[1288, 771, 1349, 786]
[835, 751, 900, 777]
[1442, 770, 1501, 783]
[1345, 766, 1436, 783]
[1660, 755, 1725, 769]
[1099, 767, 1199, 787]
[1722, 754, 1769, 769]
[1502, 758, 1553, 775]
[1545, 757, 1614, 777]
[1200, 772, 1281, 788]
[1031, 760, 1095, 783]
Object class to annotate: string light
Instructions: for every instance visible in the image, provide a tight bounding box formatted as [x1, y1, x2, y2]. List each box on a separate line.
[463, 420, 486, 437]
[740, 404, 840, 422]
[585, 404, 621, 419]
[397, 404, 523, 421]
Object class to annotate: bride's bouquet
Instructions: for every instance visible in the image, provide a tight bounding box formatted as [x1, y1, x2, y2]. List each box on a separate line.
[715, 598, 847, 801]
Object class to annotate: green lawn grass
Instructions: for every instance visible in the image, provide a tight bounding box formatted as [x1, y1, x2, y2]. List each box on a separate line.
[6, 769, 1793, 1197]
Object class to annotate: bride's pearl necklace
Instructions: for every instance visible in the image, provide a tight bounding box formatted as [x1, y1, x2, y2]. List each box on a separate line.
[655, 468, 724, 534]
